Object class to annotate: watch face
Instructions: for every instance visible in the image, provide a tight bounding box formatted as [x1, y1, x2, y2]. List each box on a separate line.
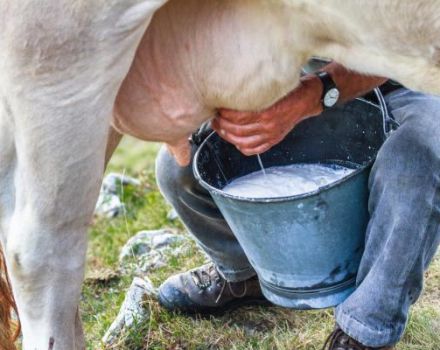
[324, 88, 340, 107]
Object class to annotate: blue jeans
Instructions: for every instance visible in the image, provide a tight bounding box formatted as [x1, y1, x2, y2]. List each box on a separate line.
[155, 88, 440, 347]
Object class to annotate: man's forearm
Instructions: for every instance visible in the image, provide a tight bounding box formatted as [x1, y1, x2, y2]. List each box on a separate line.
[324, 62, 388, 103]
[298, 62, 388, 117]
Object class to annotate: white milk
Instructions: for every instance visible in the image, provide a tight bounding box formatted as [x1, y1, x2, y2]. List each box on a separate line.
[223, 163, 355, 198]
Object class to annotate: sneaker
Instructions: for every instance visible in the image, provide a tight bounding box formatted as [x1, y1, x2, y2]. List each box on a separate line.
[158, 263, 269, 314]
[322, 326, 394, 350]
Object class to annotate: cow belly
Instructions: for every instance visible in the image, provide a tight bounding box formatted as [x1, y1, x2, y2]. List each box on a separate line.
[114, 0, 301, 144]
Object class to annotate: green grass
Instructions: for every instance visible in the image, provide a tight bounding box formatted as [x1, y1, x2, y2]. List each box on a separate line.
[82, 137, 440, 350]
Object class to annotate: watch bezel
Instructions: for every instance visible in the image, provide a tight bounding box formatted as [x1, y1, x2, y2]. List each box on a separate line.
[323, 87, 340, 107]
[315, 71, 340, 109]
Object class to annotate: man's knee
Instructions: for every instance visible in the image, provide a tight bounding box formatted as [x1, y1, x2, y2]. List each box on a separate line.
[387, 123, 440, 162]
[371, 126, 440, 195]
[379, 92, 440, 166]
[387, 90, 440, 149]
[370, 93, 440, 198]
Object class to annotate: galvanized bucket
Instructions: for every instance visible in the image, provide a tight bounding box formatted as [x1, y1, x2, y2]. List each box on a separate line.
[193, 97, 388, 309]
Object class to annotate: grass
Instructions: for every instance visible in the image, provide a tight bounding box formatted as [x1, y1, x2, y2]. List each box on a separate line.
[82, 137, 440, 350]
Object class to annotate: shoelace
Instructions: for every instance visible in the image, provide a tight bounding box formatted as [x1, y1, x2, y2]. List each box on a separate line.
[190, 265, 248, 303]
[215, 278, 248, 303]
[191, 267, 213, 290]
[322, 328, 366, 350]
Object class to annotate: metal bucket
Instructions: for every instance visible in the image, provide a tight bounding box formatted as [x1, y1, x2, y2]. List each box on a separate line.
[193, 98, 387, 309]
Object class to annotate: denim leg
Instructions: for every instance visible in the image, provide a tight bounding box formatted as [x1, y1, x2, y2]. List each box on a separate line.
[336, 89, 440, 347]
[155, 145, 255, 281]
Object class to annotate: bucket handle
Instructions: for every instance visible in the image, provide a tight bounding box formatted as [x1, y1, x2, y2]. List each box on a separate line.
[373, 88, 400, 137]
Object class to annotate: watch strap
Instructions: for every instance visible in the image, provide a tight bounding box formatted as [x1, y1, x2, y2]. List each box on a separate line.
[315, 71, 339, 110]
[315, 71, 337, 102]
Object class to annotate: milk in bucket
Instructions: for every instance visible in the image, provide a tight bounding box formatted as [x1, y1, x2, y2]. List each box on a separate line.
[223, 163, 355, 198]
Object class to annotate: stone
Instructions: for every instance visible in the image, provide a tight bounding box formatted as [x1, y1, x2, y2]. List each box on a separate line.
[102, 173, 140, 194]
[95, 192, 124, 218]
[151, 232, 182, 249]
[119, 229, 187, 274]
[167, 208, 179, 221]
[139, 250, 167, 272]
[102, 277, 156, 345]
[95, 173, 140, 218]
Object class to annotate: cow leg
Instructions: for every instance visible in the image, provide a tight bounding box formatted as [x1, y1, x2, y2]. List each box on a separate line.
[2, 90, 110, 349]
[0, 109, 121, 350]
[0, 1, 167, 348]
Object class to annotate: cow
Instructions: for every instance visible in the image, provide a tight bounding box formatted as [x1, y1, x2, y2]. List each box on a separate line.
[1, 0, 440, 348]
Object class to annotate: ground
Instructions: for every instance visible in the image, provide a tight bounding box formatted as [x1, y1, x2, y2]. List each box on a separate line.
[82, 137, 440, 350]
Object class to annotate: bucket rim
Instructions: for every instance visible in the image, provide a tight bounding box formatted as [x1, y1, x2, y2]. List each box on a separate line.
[193, 98, 381, 203]
[193, 139, 372, 203]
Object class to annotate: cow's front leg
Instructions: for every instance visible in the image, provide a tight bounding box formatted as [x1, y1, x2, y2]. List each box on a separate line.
[0, 1, 167, 348]
[2, 93, 110, 349]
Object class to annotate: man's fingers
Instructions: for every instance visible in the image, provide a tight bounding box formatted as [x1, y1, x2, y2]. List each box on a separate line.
[216, 129, 267, 149]
[166, 138, 191, 167]
[239, 134, 285, 155]
[214, 116, 277, 150]
[240, 143, 273, 156]
[212, 117, 260, 137]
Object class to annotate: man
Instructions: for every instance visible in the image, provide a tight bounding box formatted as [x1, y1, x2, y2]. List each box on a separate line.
[155, 61, 440, 349]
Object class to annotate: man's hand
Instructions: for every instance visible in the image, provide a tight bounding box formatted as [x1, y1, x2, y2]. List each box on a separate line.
[213, 75, 323, 155]
[168, 62, 387, 165]
[213, 62, 387, 156]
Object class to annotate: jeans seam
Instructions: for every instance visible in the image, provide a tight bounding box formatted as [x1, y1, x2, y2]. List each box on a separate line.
[338, 308, 395, 334]
[220, 265, 254, 274]
[218, 266, 256, 282]
[337, 308, 401, 347]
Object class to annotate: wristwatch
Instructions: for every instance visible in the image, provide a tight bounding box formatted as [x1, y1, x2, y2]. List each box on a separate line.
[315, 71, 340, 109]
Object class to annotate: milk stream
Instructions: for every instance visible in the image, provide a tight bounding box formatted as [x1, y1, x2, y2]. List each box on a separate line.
[256, 154, 267, 177]
[223, 163, 355, 198]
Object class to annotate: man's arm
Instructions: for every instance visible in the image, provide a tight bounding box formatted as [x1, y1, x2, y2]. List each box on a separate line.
[213, 62, 387, 155]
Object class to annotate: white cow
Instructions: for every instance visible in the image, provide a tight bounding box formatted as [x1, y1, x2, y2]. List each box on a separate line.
[0, 0, 439, 349]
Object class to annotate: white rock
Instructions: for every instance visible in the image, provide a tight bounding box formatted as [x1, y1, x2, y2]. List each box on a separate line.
[95, 192, 124, 218]
[151, 232, 183, 249]
[119, 229, 187, 274]
[102, 277, 156, 345]
[140, 251, 167, 272]
[119, 229, 187, 276]
[95, 173, 140, 218]
[119, 229, 181, 262]
[168, 244, 191, 257]
[102, 173, 140, 194]
[167, 209, 179, 221]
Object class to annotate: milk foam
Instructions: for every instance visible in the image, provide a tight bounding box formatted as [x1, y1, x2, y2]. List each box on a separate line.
[223, 163, 355, 198]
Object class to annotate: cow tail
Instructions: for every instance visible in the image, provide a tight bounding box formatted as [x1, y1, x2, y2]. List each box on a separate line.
[0, 246, 19, 350]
